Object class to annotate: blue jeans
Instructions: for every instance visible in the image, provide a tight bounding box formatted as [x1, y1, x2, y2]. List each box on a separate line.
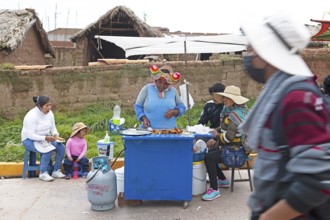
[22, 139, 65, 173]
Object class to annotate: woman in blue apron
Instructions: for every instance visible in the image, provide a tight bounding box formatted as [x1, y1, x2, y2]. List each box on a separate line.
[134, 64, 186, 129]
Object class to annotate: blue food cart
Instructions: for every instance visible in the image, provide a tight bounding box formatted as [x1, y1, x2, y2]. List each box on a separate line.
[122, 133, 194, 208]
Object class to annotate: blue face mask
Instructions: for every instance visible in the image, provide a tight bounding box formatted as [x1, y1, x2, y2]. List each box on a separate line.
[243, 56, 266, 84]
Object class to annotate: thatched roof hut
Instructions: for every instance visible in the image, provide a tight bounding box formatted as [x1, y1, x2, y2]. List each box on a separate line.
[71, 5, 163, 41]
[70, 5, 163, 66]
[0, 9, 55, 60]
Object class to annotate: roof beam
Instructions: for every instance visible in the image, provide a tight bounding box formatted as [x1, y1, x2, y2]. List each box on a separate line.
[99, 27, 136, 32]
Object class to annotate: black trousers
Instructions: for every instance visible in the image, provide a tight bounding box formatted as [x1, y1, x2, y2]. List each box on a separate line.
[63, 155, 89, 174]
[204, 148, 226, 190]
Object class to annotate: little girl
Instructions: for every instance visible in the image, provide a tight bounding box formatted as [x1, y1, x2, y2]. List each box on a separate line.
[63, 122, 90, 179]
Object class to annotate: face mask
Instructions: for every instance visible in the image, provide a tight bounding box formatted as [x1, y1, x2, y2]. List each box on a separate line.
[243, 56, 266, 84]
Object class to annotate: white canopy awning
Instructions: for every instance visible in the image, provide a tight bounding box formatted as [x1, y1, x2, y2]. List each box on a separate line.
[95, 35, 247, 57]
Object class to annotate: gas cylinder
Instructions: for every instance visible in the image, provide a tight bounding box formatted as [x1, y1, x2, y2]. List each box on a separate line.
[86, 156, 117, 211]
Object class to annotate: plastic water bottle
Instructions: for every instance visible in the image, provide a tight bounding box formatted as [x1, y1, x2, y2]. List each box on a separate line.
[113, 104, 121, 125]
[104, 131, 110, 143]
[73, 162, 79, 179]
[113, 104, 121, 118]
[112, 105, 121, 126]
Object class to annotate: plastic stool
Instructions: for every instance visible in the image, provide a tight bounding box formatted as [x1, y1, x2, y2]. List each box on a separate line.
[22, 149, 53, 179]
[230, 156, 253, 192]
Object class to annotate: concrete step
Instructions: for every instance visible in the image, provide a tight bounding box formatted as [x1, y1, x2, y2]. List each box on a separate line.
[0, 158, 125, 178]
[0, 154, 256, 178]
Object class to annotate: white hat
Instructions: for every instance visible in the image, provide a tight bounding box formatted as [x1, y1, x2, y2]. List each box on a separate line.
[240, 11, 313, 77]
[215, 85, 249, 105]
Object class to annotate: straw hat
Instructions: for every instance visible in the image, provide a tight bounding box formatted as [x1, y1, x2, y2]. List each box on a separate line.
[215, 85, 249, 105]
[149, 64, 181, 85]
[70, 122, 90, 137]
[240, 11, 313, 77]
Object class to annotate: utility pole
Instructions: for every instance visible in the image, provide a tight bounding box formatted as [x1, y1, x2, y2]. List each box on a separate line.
[48, 16, 50, 32]
[66, 8, 70, 28]
[54, 4, 57, 30]
[75, 11, 78, 27]
[54, 3, 61, 31]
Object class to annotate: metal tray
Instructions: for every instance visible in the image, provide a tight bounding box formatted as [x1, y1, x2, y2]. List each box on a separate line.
[120, 129, 151, 136]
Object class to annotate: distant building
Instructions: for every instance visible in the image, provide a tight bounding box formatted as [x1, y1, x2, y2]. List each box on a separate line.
[48, 28, 82, 48]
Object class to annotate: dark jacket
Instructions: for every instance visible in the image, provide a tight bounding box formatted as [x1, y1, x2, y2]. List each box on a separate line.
[197, 101, 224, 128]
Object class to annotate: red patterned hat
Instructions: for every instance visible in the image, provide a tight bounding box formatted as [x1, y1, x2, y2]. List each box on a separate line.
[149, 64, 181, 85]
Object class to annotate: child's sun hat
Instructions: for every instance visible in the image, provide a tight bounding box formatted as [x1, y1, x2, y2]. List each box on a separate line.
[70, 122, 90, 137]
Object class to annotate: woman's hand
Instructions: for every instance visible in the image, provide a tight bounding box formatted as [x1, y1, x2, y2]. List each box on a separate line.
[142, 116, 150, 128]
[75, 158, 81, 163]
[165, 109, 179, 118]
[207, 139, 217, 149]
[69, 156, 73, 162]
[211, 129, 218, 137]
[45, 135, 56, 142]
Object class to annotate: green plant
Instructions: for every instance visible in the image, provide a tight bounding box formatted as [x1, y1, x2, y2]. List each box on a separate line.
[0, 63, 15, 70]
[0, 125, 22, 151]
[246, 98, 256, 109]
[0, 142, 25, 162]
[0, 100, 256, 162]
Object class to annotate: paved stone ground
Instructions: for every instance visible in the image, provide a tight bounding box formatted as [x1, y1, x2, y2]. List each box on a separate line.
[0, 170, 253, 220]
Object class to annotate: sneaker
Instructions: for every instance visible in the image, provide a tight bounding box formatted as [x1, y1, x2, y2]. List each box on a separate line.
[217, 179, 230, 188]
[51, 169, 65, 178]
[39, 172, 54, 182]
[82, 172, 88, 178]
[202, 188, 221, 201]
[65, 174, 72, 180]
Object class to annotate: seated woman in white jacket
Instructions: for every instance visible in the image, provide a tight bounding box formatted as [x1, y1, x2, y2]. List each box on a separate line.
[21, 96, 65, 181]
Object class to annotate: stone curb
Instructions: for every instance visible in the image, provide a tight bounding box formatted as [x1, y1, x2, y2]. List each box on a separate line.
[0, 158, 125, 178]
[0, 154, 256, 178]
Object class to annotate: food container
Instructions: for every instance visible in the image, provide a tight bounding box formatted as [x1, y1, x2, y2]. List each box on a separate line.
[193, 150, 206, 162]
[108, 118, 125, 134]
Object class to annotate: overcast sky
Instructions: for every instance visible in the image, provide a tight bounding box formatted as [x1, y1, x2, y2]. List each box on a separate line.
[2, 0, 330, 33]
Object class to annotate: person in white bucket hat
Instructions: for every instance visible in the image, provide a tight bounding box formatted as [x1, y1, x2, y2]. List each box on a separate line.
[215, 85, 249, 105]
[201, 85, 249, 201]
[240, 12, 330, 220]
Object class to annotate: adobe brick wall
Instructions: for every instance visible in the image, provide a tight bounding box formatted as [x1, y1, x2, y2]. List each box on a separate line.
[0, 26, 46, 65]
[52, 47, 77, 67]
[0, 48, 328, 119]
[302, 48, 330, 83]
